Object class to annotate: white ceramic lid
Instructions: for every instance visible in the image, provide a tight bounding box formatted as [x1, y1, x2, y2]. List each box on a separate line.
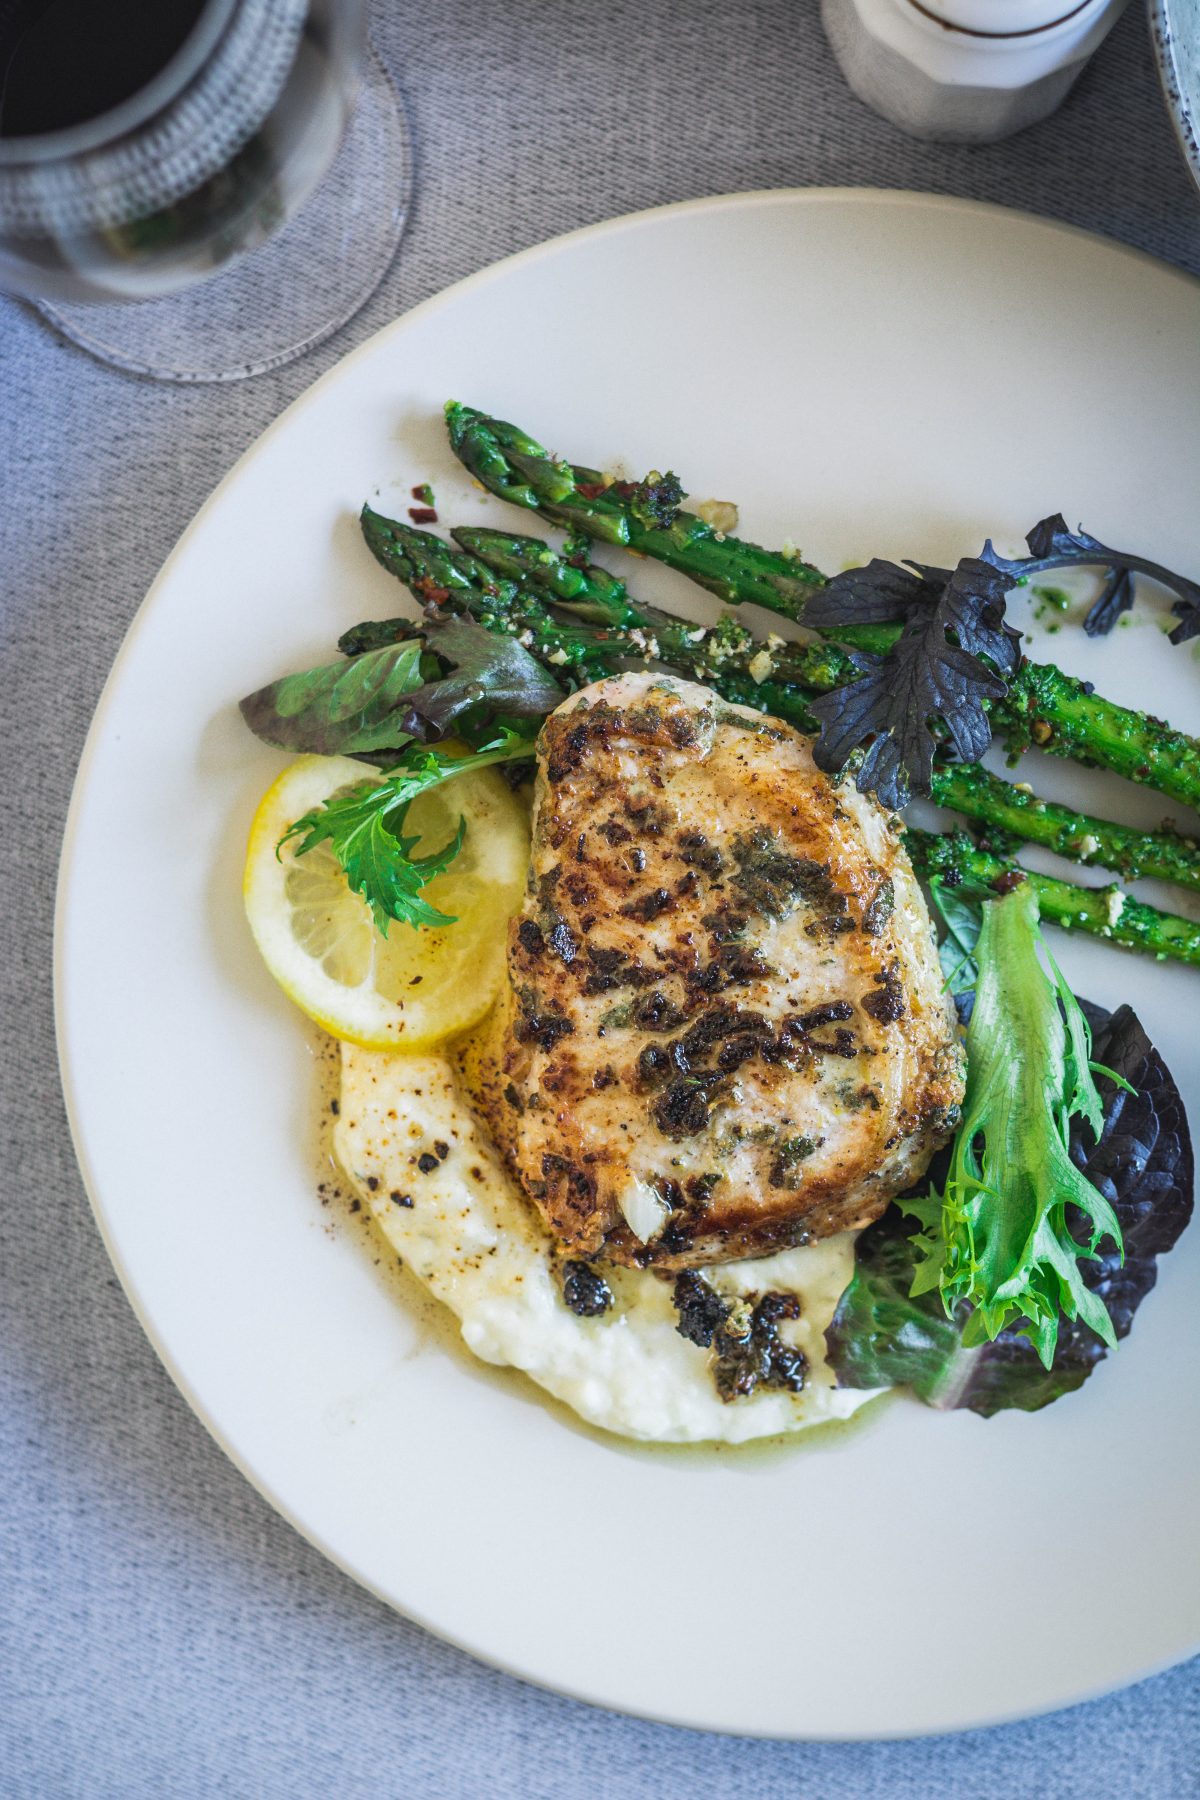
[910, 0, 1106, 35]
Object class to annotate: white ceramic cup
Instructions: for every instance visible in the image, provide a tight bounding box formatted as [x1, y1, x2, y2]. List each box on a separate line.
[821, 0, 1131, 141]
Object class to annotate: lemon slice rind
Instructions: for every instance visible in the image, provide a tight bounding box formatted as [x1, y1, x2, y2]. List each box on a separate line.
[243, 754, 529, 1052]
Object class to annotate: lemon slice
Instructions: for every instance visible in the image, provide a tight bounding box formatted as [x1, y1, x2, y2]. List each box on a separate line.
[243, 754, 530, 1050]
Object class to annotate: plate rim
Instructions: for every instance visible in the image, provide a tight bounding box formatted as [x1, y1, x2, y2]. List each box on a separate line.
[53, 185, 1200, 1740]
[1150, 0, 1200, 200]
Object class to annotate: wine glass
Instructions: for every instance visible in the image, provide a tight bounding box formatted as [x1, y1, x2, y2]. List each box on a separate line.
[0, 0, 413, 381]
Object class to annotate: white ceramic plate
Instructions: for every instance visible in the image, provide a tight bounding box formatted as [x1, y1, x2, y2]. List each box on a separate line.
[56, 191, 1200, 1739]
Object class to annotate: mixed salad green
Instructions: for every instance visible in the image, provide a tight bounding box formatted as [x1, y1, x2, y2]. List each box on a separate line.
[239, 401, 1197, 1417]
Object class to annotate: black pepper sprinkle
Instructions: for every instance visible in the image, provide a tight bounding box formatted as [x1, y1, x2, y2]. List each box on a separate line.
[390, 1191, 414, 1208]
[330, 1099, 340, 1116]
[366, 1176, 379, 1191]
[433, 1140, 450, 1161]
[417, 1152, 439, 1174]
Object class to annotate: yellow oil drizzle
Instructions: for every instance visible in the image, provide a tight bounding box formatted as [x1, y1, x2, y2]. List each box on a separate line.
[308, 1027, 897, 1465]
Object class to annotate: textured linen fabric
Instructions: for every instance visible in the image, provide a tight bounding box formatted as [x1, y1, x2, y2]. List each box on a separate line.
[3, 3, 1200, 1795]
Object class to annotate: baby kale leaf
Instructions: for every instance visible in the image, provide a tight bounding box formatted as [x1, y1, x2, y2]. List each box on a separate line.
[928, 874, 985, 1011]
[408, 611, 566, 735]
[240, 639, 429, 757]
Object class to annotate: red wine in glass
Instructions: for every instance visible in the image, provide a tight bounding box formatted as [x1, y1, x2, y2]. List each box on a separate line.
[0, 0, 211, 139]
[0, 0, 412, 379]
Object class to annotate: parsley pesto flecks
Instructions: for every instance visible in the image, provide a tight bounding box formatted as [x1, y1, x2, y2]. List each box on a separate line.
[337, 1042, 874, 1444]
[482, 670, 964, 1273]
[729, 828, 848, 923]
[770, 1135, 821, 1189]
[441, 407, 1200, 815]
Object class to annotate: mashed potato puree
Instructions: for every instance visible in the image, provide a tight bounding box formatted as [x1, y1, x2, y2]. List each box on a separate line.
[335, 1038, 880, 1445]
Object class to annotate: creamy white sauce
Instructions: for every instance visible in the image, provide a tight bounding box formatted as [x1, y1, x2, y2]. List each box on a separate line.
[335, 1042, 880, 1445]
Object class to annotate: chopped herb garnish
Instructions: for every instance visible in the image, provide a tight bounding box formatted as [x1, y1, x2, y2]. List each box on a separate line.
[278, 731, 534, 934]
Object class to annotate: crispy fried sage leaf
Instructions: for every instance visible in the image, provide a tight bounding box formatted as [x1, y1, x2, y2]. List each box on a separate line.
[802, 558, 948, 630]
[984, 513, 1200, 644]
[825, 998, 1193, 1415]
[808, 558, 1013, 811]
[239, 613, 564, 755]
[928, 559, 1022, 679]
[805, 514, 1200, 807]
[803, 556, 1022, 675]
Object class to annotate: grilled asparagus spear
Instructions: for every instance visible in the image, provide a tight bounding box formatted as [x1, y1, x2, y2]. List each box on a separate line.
[358, 510, 1200, 900]
[445, 404, 1200, 814]
[907, 830, 1200, 970]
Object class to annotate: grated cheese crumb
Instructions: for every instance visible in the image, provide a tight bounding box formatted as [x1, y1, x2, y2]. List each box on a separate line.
[697, 499, 739, 535]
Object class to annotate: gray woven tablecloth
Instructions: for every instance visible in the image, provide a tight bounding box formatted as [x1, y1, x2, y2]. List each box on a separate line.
[4, 4, 1200, 1794]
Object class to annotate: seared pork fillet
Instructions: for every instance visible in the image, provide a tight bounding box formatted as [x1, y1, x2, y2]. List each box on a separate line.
[476, 673, 964, 1271]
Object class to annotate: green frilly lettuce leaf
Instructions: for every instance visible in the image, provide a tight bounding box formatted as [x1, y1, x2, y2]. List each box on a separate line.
[826, 931, 1194, 1415]
[905, 883, 1122, 1368]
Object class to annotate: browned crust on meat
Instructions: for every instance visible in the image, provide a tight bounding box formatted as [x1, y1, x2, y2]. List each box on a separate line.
[461, 676, 964, 1272]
